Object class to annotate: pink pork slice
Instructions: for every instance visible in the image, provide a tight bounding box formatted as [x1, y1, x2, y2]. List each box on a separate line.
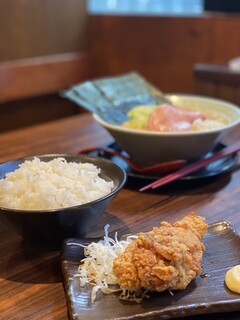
[148, 104, 206, 132]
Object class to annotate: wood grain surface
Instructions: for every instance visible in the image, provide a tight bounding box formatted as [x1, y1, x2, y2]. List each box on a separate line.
[194, 63, 240, 106]
[89, 14, 240, 93]
[0, 52, 91, 132]
[0, 113, 240, 320]
[0, 52, 91, 102]
[0, 0, 88, 61]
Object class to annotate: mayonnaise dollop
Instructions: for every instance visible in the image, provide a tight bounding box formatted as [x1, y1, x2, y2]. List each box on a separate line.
[225, 265, 240, 294]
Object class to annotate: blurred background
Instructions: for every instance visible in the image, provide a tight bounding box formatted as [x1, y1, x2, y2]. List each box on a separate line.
[0, 0, 240, 132]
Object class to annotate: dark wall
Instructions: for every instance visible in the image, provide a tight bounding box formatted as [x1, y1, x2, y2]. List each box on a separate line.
[204, 0, 240, 13]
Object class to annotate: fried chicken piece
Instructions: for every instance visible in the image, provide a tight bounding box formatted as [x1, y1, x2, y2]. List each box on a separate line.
[113, 212, 208, 292]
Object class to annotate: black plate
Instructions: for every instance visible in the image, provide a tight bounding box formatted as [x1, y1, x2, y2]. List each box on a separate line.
[61, 221, 240, 320]
[83, 142, 238, 181]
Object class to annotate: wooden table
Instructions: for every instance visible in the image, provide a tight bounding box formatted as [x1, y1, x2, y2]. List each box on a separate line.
[194, 63, 240, 106]
[0, 113, 240, 320]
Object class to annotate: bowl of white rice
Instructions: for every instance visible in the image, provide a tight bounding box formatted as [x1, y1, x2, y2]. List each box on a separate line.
[0, 154, 126, 247]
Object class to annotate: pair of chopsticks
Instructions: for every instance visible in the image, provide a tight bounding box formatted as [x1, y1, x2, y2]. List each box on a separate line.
[140, 141, 240, 192]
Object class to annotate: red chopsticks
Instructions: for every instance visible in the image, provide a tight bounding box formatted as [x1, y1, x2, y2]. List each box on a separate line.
[139, 141, 240, 192]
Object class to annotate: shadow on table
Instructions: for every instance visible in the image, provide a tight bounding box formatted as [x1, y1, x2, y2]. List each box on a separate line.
[126, 166, 238, 195]
[0, 211, 129, 284]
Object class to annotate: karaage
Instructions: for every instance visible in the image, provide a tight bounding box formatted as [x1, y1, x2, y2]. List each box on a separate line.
[113, 212, 208, 292]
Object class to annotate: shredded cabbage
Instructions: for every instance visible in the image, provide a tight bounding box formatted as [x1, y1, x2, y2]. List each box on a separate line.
[68, 225, 138, 303]
[123, 105, 155, 130]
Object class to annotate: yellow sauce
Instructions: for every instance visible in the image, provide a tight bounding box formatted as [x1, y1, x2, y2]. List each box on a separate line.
[225, 265, 240, 294]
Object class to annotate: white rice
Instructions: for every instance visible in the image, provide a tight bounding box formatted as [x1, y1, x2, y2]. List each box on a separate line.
[0, 157, 114, 210]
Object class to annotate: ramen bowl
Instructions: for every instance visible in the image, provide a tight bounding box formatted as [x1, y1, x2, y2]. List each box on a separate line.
[94, 94, 240, 165]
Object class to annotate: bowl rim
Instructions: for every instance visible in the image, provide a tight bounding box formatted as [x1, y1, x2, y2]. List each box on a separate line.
[0, 153, 127, 213]
[93, 94, 240, 136]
